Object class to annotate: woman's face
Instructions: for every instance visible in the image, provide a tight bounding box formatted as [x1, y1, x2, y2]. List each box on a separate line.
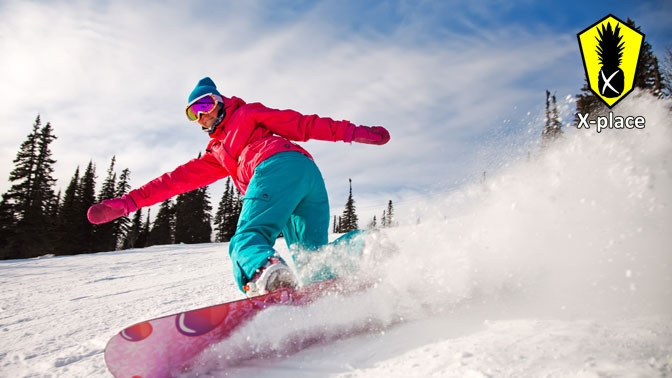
[198, 103, 222, 131]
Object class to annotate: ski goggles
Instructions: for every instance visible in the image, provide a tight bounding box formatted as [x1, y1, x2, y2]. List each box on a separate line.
[185, 93, 223, 121]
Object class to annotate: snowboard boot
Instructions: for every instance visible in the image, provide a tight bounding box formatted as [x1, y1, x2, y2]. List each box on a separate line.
[243, 257, 298, 298]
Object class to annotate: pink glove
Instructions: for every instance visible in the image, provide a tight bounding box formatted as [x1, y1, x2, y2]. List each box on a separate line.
[351, 126, 390, 145]
[87, 194, 138, 225]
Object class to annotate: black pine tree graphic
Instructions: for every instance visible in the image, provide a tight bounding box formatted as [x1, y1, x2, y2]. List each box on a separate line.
[596, 22, 625, 98]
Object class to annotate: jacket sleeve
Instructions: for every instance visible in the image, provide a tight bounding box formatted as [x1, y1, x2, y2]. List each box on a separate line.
[248, 103, 357, 143]
[128, 152, 228, 208]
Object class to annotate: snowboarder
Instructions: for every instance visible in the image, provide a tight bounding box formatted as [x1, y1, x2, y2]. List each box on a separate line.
[87, 77, 390, 297]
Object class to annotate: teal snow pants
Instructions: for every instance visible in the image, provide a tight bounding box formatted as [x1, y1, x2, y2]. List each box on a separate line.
[229, 152, 330, 292]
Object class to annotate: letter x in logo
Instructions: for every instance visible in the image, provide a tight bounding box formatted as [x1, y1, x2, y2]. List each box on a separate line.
[601, 70, 621, 95]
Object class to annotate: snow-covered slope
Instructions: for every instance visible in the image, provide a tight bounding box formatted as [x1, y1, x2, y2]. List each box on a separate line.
[1, 92, 671, 377]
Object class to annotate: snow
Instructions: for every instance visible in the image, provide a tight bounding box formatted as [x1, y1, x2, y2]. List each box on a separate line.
[1, 91, 672, 377]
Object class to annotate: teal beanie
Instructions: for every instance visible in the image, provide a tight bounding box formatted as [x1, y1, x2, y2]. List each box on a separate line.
[188, 77, 222, 103]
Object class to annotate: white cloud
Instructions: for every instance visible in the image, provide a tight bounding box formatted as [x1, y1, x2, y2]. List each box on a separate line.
[0, 0, 582, 220]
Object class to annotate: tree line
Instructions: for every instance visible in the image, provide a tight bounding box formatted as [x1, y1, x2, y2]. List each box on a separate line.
[333, 178, 396, 233]
[0, 121, 244, 260]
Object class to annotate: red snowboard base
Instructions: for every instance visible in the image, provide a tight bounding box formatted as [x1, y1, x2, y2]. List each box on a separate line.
[104, 278, 355, 377]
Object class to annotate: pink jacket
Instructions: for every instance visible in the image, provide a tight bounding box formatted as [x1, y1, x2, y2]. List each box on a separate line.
[128, 96, 356, 208]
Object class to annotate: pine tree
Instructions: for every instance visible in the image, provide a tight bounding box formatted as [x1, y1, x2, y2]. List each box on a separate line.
[0, 194, 16, 259]
[98, 157, 117, 202]
[56, 167, 81, 254]
[114, 168, 132, 248]
[78, 161, 97, 253]
[94, 157, 118, 252]
[661, 47, 672, 98]
[29, 121, 58, 255]
[542, 90, 563, 147]
[213, 178, 242, 242]
[551, 95, 563, 134]
[1, 117, 40, 256]
[368, 215, 377, 230]
[626, 19, 664, 97]
[544, 89, 551, 130]
[214, 178, 233, 242]
[138, 209, 151, 248]
[49, 190, 61, 220]
[174, 186, 212, 244]
[122, 208, 143, 250]
[385, 200, 396, 228]
[174, 153, 213, 244]
[5, 117, 41, 221]
[340, 179, 358, 233]
[148, 200, 174, 246]
[174, 193, 191, 243]
[2, 117, 58, 258]
[232, 186, 243, 236]
[194, 187, 213, 242]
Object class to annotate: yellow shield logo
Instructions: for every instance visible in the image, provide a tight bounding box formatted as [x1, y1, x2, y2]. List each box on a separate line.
[577, 14, 645, 108]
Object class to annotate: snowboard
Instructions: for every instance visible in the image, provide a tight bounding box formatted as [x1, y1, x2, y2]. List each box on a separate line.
[104, 230, 378, 377]
[104, 277, 356, 378]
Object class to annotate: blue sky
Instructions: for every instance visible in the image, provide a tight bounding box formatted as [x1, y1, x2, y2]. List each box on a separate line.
[0, 0, 670, 224]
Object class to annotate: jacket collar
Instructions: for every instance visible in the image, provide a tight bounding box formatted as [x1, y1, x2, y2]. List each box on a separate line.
[209, 96, 246, 139]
